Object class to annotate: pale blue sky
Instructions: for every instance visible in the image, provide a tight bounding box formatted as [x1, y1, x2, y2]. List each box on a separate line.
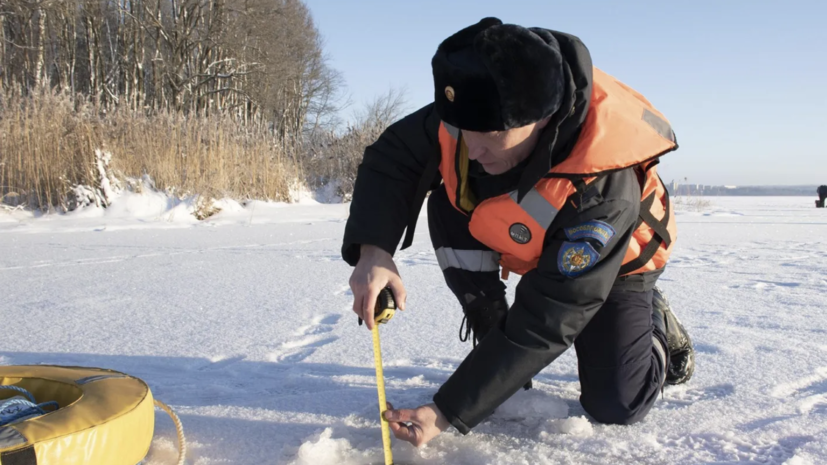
[304, 0, 826, 186]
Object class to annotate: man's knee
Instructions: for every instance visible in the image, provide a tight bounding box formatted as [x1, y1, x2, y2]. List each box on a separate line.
[578, 360, 660, 425]
[581, 392, 652, 425]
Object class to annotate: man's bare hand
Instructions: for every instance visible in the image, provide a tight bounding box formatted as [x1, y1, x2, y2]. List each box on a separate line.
[384, 402, 450, 447]
[349, 245, 407, 330]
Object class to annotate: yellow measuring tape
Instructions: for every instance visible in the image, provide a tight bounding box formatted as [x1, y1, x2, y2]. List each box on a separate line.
[372, 323, 393, 465]
[372, 288, 397, 465]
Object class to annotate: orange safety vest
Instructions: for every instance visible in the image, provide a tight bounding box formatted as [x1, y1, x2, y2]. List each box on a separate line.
[437, 68, 678, 278]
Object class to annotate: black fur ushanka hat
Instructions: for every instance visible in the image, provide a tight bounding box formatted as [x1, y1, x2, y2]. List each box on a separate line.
[432, 17, 565, 132]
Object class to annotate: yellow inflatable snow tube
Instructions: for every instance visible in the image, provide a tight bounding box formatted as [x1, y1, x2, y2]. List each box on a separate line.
[0, 365, 155, 465]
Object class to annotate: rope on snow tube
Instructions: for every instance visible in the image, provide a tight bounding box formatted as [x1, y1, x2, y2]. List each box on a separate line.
[0, 386, 59, 426]
[155, 399, 188, 465]
[0, 385, 187, 464]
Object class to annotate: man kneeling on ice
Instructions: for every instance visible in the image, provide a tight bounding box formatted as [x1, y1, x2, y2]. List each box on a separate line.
[342, 18, 695, 446]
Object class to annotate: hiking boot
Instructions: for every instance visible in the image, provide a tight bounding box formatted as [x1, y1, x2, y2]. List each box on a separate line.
[652, 286, 695, 385]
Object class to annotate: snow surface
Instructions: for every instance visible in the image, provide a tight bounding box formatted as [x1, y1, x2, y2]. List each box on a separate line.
[1, 196, 826, 464]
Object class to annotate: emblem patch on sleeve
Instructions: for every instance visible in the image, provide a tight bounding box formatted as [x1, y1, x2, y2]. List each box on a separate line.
[558, 241, 600, 278]
[564, 220, 616, 247]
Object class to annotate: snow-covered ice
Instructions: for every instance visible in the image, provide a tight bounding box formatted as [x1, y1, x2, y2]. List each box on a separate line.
[1, 196, 825, 464]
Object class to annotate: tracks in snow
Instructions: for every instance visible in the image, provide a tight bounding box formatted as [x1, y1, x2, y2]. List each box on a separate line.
[268, 313, 343, 364]
[771, 367, 827, 415]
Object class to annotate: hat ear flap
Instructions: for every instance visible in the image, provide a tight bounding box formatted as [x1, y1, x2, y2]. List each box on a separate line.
[438, 17, 503, 53]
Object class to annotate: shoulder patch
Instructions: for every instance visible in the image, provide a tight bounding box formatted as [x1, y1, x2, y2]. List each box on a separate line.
[564, 220, 616, 247]
[558, 242, 600, 278]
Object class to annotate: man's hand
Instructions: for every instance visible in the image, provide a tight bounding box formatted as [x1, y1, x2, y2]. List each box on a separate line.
[384, 402, 450, 447]
[349, 245, 407, 330]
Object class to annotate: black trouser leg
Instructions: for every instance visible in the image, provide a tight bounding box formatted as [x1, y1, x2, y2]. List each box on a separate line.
[427, 185, 505, 307]
[575, 289, 667, 425]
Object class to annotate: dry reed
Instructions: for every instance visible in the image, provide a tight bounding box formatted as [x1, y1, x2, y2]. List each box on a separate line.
[0, 87, 301, 211]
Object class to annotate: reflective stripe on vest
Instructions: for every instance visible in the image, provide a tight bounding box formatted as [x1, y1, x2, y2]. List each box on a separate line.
[509, 188, 559, 230]
[435, 247, 500, 272]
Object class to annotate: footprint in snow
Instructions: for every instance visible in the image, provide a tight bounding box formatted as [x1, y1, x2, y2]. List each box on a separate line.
[197, 355, 246, 371]
[798, 395, 827, 415]
[273, 347, 317, 364]
[693, 342, 721, 354]
[729, 280, 802, 291]
[297, 325, 334, 336]
[770, 367, 827, 415]
[281, 335, 339, 351]
[755, 280, 801, 288]
[315, 313, 342, 325]
[658, 384, 735, 410]
[268, 313, 343, 363]
[659, 432, 814, 465]
[295, 313, 343, 335]
[668, 255, 726, 268]
[770, 367, 827, 398]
